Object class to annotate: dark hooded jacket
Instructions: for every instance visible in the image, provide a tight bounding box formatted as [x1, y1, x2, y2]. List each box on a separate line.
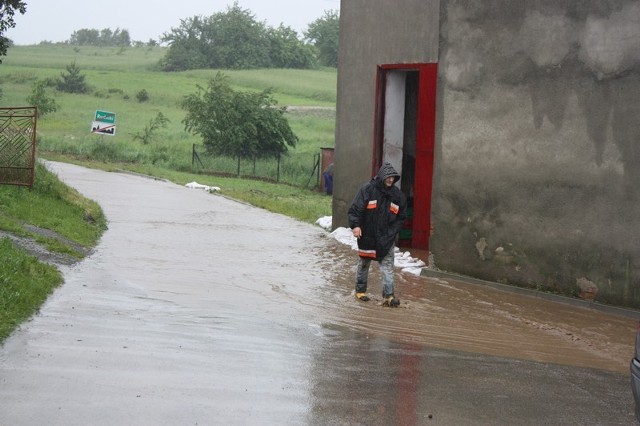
[348, 162, 407, 260]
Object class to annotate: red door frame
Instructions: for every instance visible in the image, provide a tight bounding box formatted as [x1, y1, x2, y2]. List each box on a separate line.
[373, 63, 438, 250]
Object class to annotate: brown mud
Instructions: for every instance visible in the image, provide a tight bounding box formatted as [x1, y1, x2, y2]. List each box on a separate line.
[301, 240, 637, 374]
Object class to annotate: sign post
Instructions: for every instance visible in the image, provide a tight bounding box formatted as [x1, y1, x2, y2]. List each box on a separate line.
[91, 110, 116, 136]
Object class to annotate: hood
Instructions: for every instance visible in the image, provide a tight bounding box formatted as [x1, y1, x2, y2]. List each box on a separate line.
[376, 162, 401, 185]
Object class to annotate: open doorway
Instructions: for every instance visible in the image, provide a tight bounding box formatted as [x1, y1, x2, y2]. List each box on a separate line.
[373, 64, 437, 250]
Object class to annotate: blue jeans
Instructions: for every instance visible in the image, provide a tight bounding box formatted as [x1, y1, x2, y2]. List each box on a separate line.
[355, 246, 395, 297]
[323, 172, 333, 195]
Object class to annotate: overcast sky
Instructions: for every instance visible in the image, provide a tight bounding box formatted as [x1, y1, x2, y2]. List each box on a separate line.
[7, 0, 340, 45]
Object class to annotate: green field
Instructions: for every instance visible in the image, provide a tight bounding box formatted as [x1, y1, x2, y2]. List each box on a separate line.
[0, 44, 337, 185]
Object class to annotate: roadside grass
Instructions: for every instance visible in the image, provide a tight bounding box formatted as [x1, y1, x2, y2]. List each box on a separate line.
[0, 163, 107, 247]
[0, 163, 107, 343]
[166, 168, 332, 223]
[0, 45, 335, 344]
[0, 238, 63, 342]
[42, 153, 333, 224]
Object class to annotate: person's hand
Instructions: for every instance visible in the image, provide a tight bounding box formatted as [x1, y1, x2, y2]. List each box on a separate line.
[352, 227, 362, 239]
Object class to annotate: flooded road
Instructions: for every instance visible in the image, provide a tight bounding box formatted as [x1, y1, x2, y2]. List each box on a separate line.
[0, 162, 637, 425]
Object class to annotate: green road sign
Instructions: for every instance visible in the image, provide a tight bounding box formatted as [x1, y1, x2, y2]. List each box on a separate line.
[95, 110, 116, 124]
[92, 110, 117, 136]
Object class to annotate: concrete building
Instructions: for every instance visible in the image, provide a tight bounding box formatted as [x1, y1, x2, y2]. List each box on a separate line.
[332, 0, 640, 307]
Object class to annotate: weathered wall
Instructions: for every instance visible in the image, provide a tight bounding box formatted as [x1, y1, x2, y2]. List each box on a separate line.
[332, 0, 440, 227]
[433, 0, 640, 306]
[334, 0, 640, 307]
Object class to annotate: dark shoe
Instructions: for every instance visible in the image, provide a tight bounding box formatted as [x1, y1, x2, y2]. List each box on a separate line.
[382, 295, 400, 307]
[355, 292, 370, 302]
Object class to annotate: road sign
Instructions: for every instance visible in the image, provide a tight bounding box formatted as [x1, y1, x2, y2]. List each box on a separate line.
[91, 110, 116, 136]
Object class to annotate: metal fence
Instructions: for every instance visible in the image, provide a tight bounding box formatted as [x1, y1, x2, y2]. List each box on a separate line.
[0, 107, 38, 188]
[191, 144, 322, 188]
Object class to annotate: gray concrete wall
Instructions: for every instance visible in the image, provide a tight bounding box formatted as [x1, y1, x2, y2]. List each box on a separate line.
[334, 0, 640, 307]
[433, 0, 640, 307]
[332, 0, 440, 227]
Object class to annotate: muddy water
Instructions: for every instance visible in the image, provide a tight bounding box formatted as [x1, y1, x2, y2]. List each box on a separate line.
[284, 238, 640, 372]
[308, 241, 637, 374]
[0, 162, 636, 425]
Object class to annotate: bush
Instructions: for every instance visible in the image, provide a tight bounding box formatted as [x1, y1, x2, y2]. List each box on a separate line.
[132, 111, 169, 145]
[26, 80, 59, 117]
[56, 61, 88, 93]
[135, 89, 149, 102]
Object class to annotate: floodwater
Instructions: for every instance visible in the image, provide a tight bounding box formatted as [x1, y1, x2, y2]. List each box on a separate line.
[0, 162, 637, 425]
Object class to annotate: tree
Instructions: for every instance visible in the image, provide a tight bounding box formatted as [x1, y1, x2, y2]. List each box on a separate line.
[69, 28, 131, 46]
[26, 79, 59, 117]
[0, 0, 27, 62]
[162, 2, 314, 71]
[56, 61, 88, 93]
[132, 112, 170, 145]
[305, 10, 340, 67]
[161, 8, 213, 70]
[267, 24, 316, 69]
[182, 73, 297, 164]
[161, 3, 271, 70]
[69, 28, 100, 45]
[206, 2, 271, 69]
[159, 16, 213, 71]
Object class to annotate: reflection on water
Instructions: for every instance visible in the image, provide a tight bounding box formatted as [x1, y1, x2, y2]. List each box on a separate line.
[307, 326, 426, 425]
[304, 322, 633, 425]
[303, 239, 634, 424]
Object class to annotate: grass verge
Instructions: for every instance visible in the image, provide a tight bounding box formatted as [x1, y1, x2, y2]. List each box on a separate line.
[42, 152, 333, 224]
[0, 238, 63, 341]
[0, 163, 107, 344]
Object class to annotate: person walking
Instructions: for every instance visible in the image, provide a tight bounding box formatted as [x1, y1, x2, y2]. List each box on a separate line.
[348, 162, 407, 307]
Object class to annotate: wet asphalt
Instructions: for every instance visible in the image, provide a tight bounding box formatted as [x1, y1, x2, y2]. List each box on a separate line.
[0, 161, 637, 425]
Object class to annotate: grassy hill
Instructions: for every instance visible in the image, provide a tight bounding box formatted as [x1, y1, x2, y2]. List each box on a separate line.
[0, 44, 337, 182]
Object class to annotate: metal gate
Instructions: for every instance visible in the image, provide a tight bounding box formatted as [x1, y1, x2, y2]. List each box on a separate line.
[0, 107, 37, 187]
